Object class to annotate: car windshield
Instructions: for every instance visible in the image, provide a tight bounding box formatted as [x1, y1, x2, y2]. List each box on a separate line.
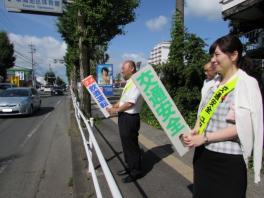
[0, 89, 30, 97]
[0, 84, 11, 90]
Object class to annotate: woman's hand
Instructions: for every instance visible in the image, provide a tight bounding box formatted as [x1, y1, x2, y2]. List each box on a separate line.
[190, 128, 198, 135]
[181, 128, 205, 148]
[184, 134, 205, 148]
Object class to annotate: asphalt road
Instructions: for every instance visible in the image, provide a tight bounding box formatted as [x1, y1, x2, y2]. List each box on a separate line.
[0, 94, 72, 198]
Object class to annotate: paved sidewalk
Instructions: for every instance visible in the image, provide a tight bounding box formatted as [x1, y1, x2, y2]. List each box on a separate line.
[91, 103, 264, 198]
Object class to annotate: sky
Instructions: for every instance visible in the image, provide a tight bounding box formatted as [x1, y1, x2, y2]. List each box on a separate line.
[0, 0, 230, 83]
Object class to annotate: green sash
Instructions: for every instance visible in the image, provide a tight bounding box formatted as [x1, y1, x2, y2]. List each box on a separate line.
[198, 77, 238, 135]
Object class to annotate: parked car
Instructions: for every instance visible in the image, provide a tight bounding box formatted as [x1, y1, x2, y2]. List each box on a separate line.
[51, 86, 64, 95]
[0, 83, 16, 92]
[0, 87, 41, 116]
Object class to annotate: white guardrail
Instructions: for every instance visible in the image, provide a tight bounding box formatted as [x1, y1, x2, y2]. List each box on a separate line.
[71, 89, 122, 198]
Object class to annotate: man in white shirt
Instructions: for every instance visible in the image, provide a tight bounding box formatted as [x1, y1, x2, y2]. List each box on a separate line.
[107, 60, 143, 183]
[201, 62, 218, 99]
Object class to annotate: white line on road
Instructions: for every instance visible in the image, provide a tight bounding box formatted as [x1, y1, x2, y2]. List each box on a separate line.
[55, 100, 62, 107]
[0, 99, 63, 175]
[20, 99, 63, 148]
[0, 159, 13, 174]
[19, 112, 51, 148]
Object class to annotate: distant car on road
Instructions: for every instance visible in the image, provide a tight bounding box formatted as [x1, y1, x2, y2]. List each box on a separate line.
[0, 87, 41, 116]
[43, 85, 53, 93]
[51, 86, 64, 95]
[38, 85, 45, 92]
[0, 83, 16, 92]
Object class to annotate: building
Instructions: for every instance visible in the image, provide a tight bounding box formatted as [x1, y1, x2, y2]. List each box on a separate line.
[219, 0, 264, 59]
[219, 0, 264, 96]
[7, 66, 33, 87]
[148, 41, 171, 65]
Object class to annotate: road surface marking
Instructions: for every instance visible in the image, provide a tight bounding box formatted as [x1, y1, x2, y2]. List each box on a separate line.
[0, 99, 63, 175]
[19, 112, 51, 148]
[20, 99, 62, 148]
[110, 117, 193, 182]
[0, 158, 14, 174]
[55, 100, 62, 107]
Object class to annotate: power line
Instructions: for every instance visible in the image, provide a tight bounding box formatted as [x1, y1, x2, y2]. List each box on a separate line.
[14, 50, 32, 62]
[13, 42, 30, 50]
[14, 54, 33, 65]
[14, 50, 34, 66]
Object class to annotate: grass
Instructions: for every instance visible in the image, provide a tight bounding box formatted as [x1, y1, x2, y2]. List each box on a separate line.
[68, 177, 73, 187]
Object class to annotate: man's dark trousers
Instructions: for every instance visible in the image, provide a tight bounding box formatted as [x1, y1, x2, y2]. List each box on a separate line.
[118, 112, 141, 176]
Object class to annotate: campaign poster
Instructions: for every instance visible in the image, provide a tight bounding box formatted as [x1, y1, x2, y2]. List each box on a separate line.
[82, 75, 112, 118]
[96, 64, 113, 96]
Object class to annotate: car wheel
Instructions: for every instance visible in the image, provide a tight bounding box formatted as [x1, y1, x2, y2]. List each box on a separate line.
[27, 105, 33, 116]
[38, 100, 41, 111]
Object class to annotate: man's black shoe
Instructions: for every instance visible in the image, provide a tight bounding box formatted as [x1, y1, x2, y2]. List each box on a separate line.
[117, 169, 129, 176]
[122, 173, 142, 183]
[122, 175, 136, 183]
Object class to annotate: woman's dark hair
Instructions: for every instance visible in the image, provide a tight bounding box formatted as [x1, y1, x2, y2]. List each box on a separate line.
[209, 34, 246, 68]
[101, 67, 109, 74]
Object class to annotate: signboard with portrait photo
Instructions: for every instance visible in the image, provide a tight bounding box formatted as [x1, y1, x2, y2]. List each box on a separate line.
[96, 64, 113, 96]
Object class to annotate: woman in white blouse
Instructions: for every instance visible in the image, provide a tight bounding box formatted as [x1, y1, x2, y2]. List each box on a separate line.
[183, 35, 263, 198]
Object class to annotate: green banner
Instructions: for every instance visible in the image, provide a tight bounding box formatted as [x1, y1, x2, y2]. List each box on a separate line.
[131, 65, 190, 156]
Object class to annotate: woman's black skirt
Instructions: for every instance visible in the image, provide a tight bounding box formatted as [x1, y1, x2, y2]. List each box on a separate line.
[193, 146, 247, 198]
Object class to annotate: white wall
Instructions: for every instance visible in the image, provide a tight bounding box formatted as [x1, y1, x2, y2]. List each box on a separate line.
[220, 0, 247, 12]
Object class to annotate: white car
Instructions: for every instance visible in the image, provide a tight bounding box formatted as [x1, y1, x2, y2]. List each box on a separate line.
[44, 85, 53, 93]
[0, 87, 41, 116]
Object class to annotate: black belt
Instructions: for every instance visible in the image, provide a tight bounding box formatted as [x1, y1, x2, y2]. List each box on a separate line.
[118, 112, 139, 116]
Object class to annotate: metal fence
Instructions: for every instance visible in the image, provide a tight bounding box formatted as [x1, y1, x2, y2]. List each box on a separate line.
[71, 89, 122, 198]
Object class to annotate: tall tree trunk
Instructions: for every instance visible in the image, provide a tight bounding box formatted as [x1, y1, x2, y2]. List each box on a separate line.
[78, 10, 91, 117]
[71, 64, 77, 97]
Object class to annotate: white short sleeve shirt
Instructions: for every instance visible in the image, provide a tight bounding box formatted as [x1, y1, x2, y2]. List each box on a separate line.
[119, 78, 143, 114]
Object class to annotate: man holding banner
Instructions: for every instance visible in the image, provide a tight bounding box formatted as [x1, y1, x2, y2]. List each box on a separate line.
[107, 60, 144, 183]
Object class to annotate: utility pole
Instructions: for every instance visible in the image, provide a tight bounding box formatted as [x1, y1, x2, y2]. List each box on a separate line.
[29, 43, 36, 88]
[176, 0, 184, 25]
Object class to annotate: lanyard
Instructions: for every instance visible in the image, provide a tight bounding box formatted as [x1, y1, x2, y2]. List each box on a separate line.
[198, 77, 238, 135]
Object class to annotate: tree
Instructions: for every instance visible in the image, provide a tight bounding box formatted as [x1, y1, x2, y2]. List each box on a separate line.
[142, 11, 209, 128]
[0, 32, 15, 81]
[163, 12, 185, 92]
[58, 0, 139, 117]
[163, 12, 209, 127]
[64, 44, 79, 95]
[115, 73, 121, 83]
[56, 76, 66, 86]
[44, 71, 56, 85]
[57, 4, 79, 95]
